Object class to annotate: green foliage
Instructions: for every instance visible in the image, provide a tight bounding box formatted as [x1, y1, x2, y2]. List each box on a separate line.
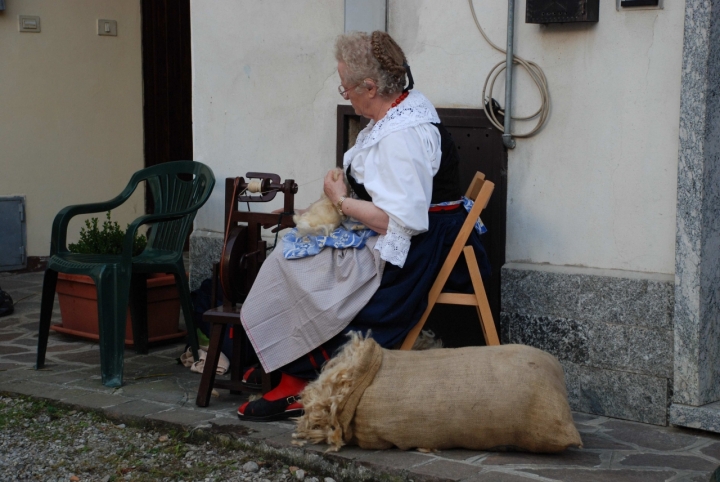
[68, 212, 147, 256]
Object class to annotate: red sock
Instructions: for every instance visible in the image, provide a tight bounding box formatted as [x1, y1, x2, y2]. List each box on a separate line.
[263, 373, 307, 402]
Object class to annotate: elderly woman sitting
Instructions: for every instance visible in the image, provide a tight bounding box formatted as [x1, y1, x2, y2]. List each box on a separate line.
[238, 31, 491, 421]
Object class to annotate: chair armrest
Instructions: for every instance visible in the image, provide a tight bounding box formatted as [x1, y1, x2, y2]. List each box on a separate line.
[51, 187, 139, 256]
[121, 208, 199, 261]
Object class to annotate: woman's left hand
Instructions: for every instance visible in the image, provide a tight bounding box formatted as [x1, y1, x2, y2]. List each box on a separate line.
[323, 169, 347, 204]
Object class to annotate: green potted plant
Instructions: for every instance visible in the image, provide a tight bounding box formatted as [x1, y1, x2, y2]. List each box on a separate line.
[51, 212, 186, 347]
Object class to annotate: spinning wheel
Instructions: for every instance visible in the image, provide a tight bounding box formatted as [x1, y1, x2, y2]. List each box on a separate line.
[197, 172, 298, 407]
[219, 172, 298, 305]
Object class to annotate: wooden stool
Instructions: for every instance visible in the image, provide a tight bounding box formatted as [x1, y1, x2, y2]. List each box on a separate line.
[195, 305, 272, 407]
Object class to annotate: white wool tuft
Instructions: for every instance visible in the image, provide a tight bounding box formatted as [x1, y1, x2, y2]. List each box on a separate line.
[293, 194, 342, 237]
[294, 332, 374, 451]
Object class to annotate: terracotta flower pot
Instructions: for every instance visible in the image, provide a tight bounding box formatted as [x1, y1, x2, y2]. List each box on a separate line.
[51, 272, 187, 347]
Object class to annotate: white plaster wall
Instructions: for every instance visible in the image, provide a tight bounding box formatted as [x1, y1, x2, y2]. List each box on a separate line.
[191, 0, 344, 233]
[0, 0, 144, 257]
[192, 0, 685, 275]
[390, 0, 685, 274]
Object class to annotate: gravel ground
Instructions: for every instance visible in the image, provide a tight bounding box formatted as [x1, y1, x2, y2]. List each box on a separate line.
[0, 395, 335, 482]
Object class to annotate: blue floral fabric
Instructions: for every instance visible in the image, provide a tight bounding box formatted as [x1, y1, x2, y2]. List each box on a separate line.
[282, 227, 378, 259]
[282, 195, 485, 259]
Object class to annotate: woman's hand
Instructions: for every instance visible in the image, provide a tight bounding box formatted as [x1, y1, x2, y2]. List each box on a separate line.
[322, 168, 389, 234]
[323, 169, 347, 205]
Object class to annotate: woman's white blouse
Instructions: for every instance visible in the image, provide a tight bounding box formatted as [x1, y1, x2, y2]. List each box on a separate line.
[343, 90, 442, 268]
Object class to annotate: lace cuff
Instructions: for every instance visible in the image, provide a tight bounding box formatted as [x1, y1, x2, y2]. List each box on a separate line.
[374, 218, 419, 268]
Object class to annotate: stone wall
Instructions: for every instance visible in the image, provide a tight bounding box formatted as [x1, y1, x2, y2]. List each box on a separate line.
[501, 263, 674, 425]
[189, 230, 223, 292]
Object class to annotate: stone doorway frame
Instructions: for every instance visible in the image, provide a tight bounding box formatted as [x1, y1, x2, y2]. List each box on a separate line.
[669, 0, 720, 431]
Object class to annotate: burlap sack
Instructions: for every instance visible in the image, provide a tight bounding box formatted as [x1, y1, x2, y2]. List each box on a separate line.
[295, 334, 582, 453]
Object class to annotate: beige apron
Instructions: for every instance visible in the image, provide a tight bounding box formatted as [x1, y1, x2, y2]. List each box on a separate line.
[240, 237, 385, 373]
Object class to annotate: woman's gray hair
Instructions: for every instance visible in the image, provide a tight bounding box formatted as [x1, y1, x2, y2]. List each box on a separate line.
[335, 31, 407, 97]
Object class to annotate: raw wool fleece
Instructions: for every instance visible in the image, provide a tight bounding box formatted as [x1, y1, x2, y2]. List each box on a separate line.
[293, 169, 344, 237]
[294, 334, 582, 453]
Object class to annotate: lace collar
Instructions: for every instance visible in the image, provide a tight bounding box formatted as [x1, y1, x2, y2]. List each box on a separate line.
[352, 90, 440, 152]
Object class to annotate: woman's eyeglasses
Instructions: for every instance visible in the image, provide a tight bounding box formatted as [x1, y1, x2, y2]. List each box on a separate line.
[338, 81, 372, 99]
[338, 84, 356, 100]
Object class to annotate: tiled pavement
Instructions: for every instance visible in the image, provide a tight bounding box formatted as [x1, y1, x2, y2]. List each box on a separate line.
[1, 271, 719, 482]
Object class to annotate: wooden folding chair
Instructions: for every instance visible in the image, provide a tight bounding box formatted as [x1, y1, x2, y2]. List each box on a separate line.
[400, 172, 500, 350]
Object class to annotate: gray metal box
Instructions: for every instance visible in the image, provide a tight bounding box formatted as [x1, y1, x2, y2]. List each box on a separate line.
[0, 196, 27, 271]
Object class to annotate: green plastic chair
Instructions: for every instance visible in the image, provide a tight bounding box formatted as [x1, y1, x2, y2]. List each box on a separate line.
[36, 161, 216, 387]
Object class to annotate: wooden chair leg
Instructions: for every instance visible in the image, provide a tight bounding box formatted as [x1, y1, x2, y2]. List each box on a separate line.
[230, 324, 244, 395]
[36, 269, 58, 369]
[196, 322, 227, 407]
[474, 305, 488, 343]
[464, 246, 499, 346]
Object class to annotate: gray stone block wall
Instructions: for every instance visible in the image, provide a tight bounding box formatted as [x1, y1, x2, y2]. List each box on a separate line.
[189, 229, 224, 292]
[501, 262, 674, 425]
[561, 361, 671, 426]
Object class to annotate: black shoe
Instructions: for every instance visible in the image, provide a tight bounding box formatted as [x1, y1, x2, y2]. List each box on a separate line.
[237, 395, 303, 422]
[0, 290, 13, 318]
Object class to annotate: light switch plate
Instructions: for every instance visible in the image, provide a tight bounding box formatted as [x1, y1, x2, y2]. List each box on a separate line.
[18, 15, 41, 33]
[98, 19, 117, 36]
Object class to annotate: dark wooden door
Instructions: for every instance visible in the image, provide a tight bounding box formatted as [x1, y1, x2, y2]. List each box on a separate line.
[141, 0, 193, 212]
[336, 105, 507, 347]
